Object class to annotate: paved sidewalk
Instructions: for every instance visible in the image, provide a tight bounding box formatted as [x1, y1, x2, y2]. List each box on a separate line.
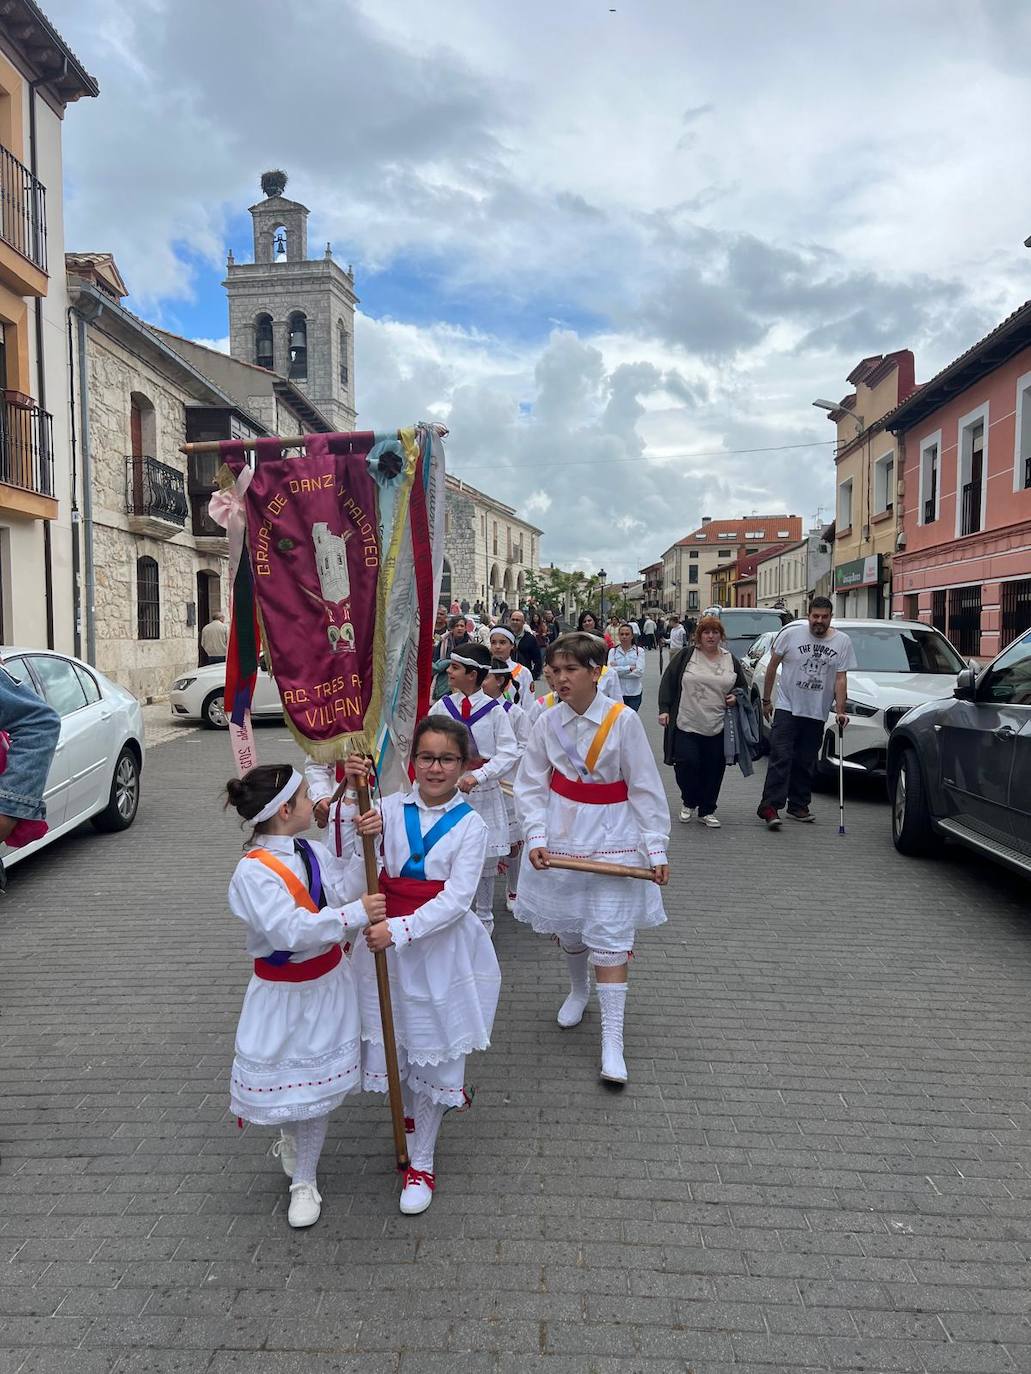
[140, 700, 199, 751]
[3, 660, 1031, 1371]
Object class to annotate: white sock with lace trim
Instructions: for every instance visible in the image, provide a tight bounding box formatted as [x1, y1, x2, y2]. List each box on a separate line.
[291, 1116, 329, 1187]
[410, 1094, 446, 1174]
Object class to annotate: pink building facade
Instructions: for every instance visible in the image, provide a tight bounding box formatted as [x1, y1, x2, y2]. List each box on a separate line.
[889, 302, 1031, 660]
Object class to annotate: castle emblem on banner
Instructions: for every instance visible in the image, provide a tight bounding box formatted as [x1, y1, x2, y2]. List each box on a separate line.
[306, 522, 356, 652]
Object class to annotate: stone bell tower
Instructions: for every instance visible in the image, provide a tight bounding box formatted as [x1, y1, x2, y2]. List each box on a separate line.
[224, 170, 357, 430]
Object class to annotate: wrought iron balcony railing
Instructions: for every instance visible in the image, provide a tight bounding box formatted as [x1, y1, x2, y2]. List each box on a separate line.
[0, 396, 54, 496]
[0, 145, 47, 272]
[960, 480, 982, 537]
[923, 497, 936, 524]
[125, 455, 188, 526]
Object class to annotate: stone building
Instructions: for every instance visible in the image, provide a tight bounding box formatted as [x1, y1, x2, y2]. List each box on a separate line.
[224, 171, 357, 433]
[65, 254, 324, 702]
[443, 476, 542, 610]
[0, 9, 97, 651]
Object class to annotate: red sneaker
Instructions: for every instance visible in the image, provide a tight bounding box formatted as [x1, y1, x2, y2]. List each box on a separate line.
[758, 806, 782, 830]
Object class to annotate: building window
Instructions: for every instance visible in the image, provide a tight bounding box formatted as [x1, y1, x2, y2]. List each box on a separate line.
[919, 432, 941, 525]
[718, 549, 732, 557]
[688, 565, 698, 584]
[687, 591, 699, 611]
[947, 584, 981, 657]
[492, 521, 498, 555]
[689, 550, 699, 558]
[255, 313, 274, 370]
[1015, 372, 1031, 492]
[137, 556, 160, 640]
[288, 311, 308, 382]
[439, 558, 452, 608]
[905, 594, 919, 621]
[931, 589, 946, 635]
[338, 321, 349, 387]
[838, 478, 853, 531]
[956, 405, 988, 537]
[873, 452, 895, 514]
[1000, 579, 1031, 649]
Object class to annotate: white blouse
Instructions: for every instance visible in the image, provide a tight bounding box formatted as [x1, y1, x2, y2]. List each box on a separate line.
[607, 646, 645, 695]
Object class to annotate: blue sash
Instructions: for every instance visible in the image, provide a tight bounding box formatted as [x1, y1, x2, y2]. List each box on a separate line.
[400, 800, 473, 880]
[264, 838, 324, 966]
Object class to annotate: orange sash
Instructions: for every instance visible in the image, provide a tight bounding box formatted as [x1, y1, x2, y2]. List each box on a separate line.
[584, 701, 625, 775]
[245, 848, 319, 913]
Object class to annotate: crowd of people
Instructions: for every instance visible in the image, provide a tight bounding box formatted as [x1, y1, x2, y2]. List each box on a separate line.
[214, 598, 857, 1232]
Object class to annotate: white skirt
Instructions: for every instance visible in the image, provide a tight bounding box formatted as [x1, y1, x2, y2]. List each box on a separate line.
[468, 780, 511, 857]
[362, 1042, 470, 1110]
[230, 954, 362, 1126]
[352, 911, 501, 1067]
[513, 793, 666, 950]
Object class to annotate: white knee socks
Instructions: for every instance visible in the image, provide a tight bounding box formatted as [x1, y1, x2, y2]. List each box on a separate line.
[410, 1093, 446, 1173]
[291, 1115, 329, 1186]
[506, 845, 522, 897]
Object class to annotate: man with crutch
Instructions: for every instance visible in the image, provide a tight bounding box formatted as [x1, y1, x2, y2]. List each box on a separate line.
[756, 597, 856, 829]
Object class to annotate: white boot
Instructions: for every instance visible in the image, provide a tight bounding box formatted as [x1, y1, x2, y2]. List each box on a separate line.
[597, 983, 628, 1085]
[557, 948, 591, 1028]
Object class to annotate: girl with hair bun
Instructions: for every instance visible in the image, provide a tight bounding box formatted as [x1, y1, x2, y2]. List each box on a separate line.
[224, 759, 384, 1230]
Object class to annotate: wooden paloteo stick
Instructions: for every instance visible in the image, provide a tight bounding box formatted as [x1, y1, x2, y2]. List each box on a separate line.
[544, 855, 659, 882]
[353, 775, 410, 1171]
[180, 436, 318, 454]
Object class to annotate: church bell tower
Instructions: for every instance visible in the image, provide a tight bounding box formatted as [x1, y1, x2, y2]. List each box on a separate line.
[224, 170, 357, 430]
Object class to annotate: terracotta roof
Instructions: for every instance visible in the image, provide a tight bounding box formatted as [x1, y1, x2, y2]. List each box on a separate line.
[675, 516, 802, 547]
[887, 299, 1031, 434]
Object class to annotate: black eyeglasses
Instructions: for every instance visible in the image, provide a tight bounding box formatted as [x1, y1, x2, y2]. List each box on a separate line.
[413, 753, 464, 768]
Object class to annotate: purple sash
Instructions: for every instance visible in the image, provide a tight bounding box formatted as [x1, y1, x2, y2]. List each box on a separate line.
[441, 695, 500, 728]
[548, 709, 593, 782]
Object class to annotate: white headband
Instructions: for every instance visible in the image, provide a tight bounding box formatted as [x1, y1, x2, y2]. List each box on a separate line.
[491, 627, 515, 644]
[252, 769, 303, 823]
[450, 652, 484, 669]
[489, 658, 517, 676]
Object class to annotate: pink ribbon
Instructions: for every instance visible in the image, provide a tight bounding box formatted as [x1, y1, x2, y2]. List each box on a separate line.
[207, 465, 254, 590]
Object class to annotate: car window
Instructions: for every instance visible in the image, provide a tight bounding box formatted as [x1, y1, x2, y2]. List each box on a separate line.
[981, 635, 1031, 707]
[0, 656, 41, 695]
[28, 655, 89, 717]
[721, 612, 788, 639]
[843, 627, 965, 674]
[74, 664, 102, 705]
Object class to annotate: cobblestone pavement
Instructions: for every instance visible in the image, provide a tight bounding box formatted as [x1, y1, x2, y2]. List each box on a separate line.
[3, 661, 1031, 1373]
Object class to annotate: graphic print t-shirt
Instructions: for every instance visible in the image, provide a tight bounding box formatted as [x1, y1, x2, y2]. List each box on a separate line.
[772, 624, 857, 721]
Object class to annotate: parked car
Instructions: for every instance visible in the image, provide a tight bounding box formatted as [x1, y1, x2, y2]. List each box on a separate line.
[888, 628, 1031, 876]
[0, 648, 144, 871]
[740, 630, 779, 691]
[712, 608, 792, 660]
[169, 661, 283, 729]
[747, 619, 966, 778]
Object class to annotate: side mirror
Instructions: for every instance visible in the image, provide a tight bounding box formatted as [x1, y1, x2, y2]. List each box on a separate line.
[953, 667, 977, 701]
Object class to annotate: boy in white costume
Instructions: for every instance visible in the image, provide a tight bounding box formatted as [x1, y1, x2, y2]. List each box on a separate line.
[481, 657, 530, 911]
[514, 632, 671, 1085]
[225, 760, 384, 1228]
[428, 641, 518, 935]
[338, 720, 502, 1215]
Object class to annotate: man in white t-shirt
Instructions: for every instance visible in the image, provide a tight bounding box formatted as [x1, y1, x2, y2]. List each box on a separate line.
[668, 615, 686, 651]
[757, 597, 857, 828]
[642, 616, 657, 650]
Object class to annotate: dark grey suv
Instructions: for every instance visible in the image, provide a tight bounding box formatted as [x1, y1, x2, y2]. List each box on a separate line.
[887, 628, 1031, 876]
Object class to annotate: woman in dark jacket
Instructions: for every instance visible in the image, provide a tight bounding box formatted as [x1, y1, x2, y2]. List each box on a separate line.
[657, 615, 748, 827]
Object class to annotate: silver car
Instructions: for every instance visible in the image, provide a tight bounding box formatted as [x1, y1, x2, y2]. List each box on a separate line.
[888, 628, 1031, 877]
[1, 648, 144, 870]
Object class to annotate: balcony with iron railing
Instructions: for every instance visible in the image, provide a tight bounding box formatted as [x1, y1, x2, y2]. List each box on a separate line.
[960, 480, 982, 537]
[125, 455, 188, 539]
[0, 144, 48, 277]
[0, 395, 54, 500]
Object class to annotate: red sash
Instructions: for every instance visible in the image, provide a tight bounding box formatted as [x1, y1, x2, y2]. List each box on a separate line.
[550, 771, 629, 805]
[253, 943, 342, 982]
[379, 873, 446, 918]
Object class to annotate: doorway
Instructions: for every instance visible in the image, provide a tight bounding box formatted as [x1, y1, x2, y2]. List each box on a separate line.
[196, 570, 221, 665]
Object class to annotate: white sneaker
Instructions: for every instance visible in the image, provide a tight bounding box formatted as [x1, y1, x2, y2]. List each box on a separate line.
[270, 1129, 296, 1178]
[697, 814, 721, 828]
[287, 1181, 322, 1228]
[399, 1166, 436, 1215]
[557, 988, 590, 1028]
[678, 807, 694, 823]
[600, 1042, 629, 1085]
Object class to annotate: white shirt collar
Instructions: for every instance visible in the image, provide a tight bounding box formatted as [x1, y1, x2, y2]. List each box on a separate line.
[409, 784, 468, 814]
[557, 689, 609, 726]
[253, 832, 295, 854]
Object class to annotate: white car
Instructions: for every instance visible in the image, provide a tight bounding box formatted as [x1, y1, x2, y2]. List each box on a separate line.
[169, 661, 284, 729]
[747, 618, 967, 777]
[1, 647, 144, 870]
[739, 630, 779, 692]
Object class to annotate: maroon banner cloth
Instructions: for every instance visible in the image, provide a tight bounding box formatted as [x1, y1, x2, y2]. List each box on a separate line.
[222, 434, 383, 755]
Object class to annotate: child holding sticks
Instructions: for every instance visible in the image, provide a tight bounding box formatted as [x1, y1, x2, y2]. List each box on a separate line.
[428, 641, 518, 934]
[513, 632, 670, 1086]
[338, 719, 502, 1215]
[224, 760, 384, 1228]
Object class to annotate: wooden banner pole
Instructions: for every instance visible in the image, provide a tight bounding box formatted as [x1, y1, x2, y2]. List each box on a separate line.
[354, 776, 410, 1171]
[180, 437, 310, 455]
[544, 855, 659, 882]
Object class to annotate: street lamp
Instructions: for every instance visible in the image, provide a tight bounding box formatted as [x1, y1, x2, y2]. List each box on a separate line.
[598, 568, 606, 626]
[812, 398, 865, 433]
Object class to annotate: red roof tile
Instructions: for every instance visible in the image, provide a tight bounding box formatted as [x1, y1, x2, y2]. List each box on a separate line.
[675, 516, 802, 547]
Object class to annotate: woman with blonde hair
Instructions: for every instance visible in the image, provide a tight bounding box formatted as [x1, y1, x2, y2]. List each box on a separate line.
[657, 614, 748, 827]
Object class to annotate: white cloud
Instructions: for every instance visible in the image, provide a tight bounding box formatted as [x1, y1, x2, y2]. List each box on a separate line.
[189, 336, 230, 354]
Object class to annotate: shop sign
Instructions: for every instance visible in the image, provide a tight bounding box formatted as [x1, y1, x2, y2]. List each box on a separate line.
[834, 554, 881, 590]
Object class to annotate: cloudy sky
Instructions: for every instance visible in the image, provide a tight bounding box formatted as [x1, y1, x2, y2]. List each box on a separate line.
[49, 0, 1031, 580]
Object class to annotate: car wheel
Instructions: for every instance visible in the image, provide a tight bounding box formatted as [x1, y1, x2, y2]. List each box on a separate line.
[92, 747, 141, 833]
[202, 691, 229, 730]
[890, 748, 939, 856]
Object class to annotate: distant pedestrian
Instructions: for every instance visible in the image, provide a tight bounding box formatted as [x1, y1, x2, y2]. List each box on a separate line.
[642, 615, 656, 650]
[668, 615, 685, 651]
[657, 615, 748, 828]
[757, 597, 856, 828]
[608, 623, 645, 712]
[508, 609, 543, 690]
[201, 611, 229, 664]
[543, 609, 560, 643]
[223, 760, 384, 1229]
